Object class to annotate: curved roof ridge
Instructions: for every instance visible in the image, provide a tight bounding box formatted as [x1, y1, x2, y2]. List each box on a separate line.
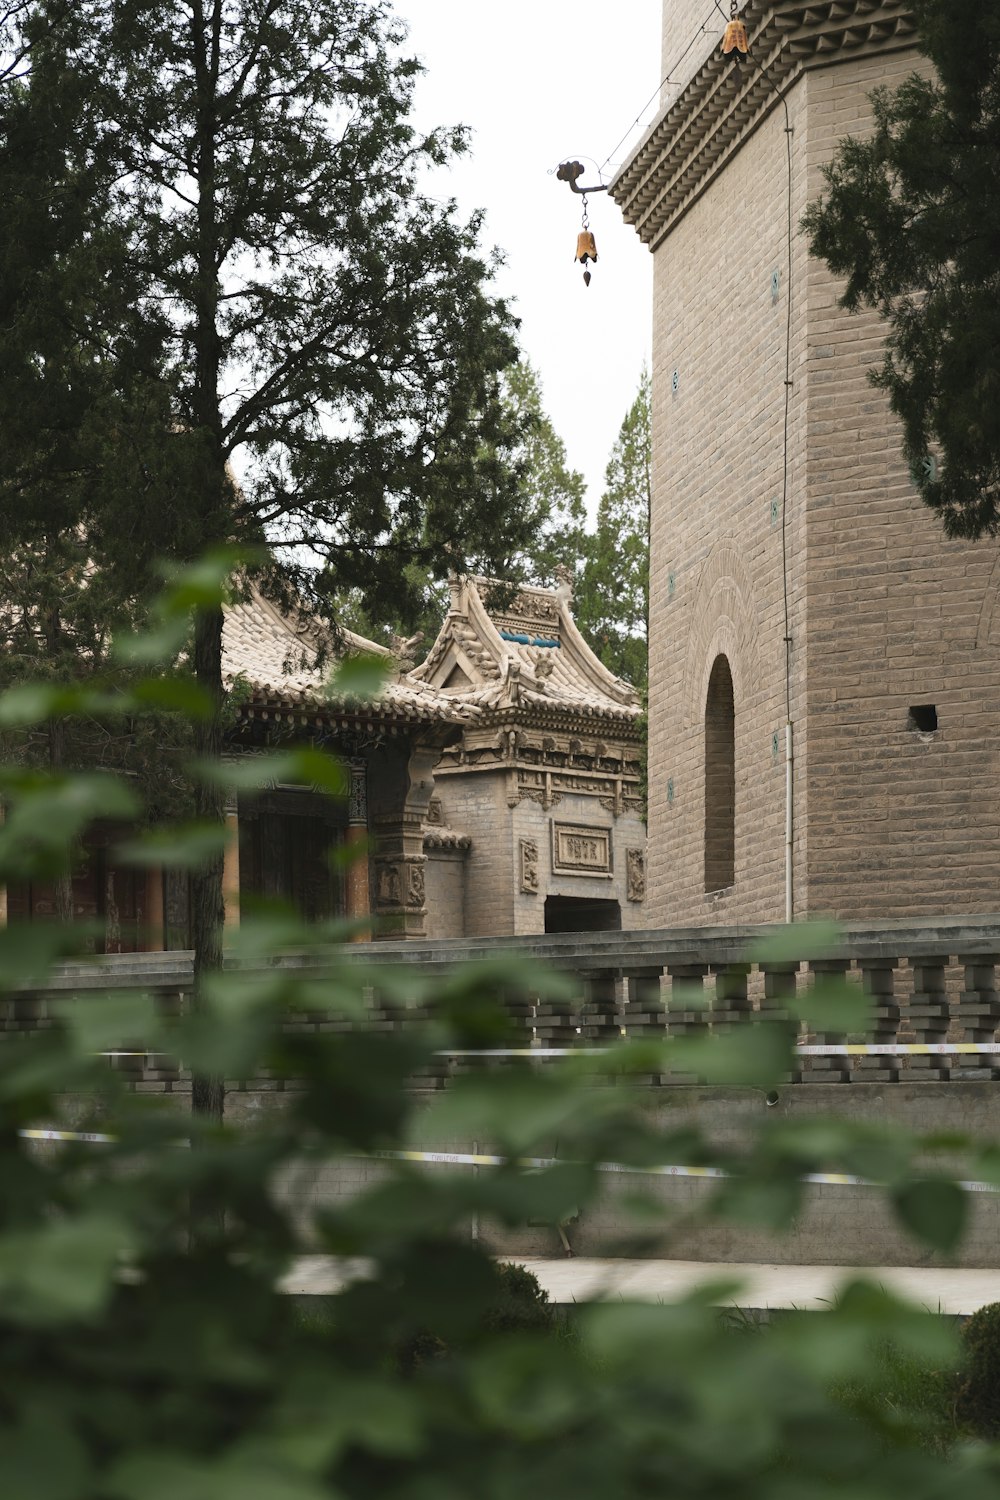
[553, 594, 640, 708]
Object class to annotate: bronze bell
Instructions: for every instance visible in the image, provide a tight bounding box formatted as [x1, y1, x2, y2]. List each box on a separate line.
[575, 230, 598, 266]
[722, 19, 749, 63]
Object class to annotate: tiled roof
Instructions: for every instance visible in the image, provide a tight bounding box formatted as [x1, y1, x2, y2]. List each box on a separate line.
[409, 577, 643, 726]
[222, 578, 641, 732]
[222, 589, 477, 726]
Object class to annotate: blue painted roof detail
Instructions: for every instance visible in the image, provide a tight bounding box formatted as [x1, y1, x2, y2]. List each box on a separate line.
[498, 630, 561, 648]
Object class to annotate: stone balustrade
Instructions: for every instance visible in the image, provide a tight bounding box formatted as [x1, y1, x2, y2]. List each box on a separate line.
[5, 917, 1000, 1090]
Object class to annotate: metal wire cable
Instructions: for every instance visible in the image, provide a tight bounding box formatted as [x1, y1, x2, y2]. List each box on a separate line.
[598, 1, 726, 174]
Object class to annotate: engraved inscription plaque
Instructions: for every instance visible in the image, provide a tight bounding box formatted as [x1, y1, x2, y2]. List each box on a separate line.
[551, 822, 612, 877]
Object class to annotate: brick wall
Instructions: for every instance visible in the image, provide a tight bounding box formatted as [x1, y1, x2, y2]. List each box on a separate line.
[802, 54, 1000, 918]
[647, 81, 811, 927]
[434, 774, 516, 937]
[646, 30, 1000, 925]
[661, 1, 720, 101]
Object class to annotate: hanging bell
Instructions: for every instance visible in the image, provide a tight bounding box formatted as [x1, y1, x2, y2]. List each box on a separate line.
[722, 19, 749, 63]
[575, 230, 598, 266]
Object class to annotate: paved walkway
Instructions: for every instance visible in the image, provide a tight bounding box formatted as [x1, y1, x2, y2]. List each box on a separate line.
[282, 1256, 1000, 1315]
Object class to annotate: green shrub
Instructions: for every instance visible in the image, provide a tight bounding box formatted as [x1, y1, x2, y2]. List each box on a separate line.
[482, 1261, 555, 1337]
[957, 1303, 1000, 1435]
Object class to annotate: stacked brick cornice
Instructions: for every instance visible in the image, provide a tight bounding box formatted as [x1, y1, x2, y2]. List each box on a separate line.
[612, 1, 915, 247]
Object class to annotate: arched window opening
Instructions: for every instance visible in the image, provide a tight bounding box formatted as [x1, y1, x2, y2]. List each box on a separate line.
[704, 655, 735, 893]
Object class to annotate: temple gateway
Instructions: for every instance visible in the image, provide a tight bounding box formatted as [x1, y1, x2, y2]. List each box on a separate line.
[7, 576, 645, 950]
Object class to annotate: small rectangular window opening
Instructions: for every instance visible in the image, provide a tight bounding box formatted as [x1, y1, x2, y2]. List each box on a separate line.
[908, 705, 938, 733]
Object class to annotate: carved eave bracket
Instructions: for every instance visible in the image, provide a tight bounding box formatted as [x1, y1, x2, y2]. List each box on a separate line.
[611, 0, 916, 249]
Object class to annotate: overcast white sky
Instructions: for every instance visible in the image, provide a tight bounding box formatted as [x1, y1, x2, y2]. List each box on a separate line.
[398, 2, 663, 520]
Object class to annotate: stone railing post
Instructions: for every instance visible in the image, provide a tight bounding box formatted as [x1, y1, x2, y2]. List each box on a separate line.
[711, 963, 751, 1028]
[580, 969, 621, 1044]
[623, 967, 666, 1039]
[907, 957, 950, 1081]
[855, 958, 901, 1081]
[805, 959, 852, 1083]
[534, 970, 582, 1049]
[665, 962, 710, 1038]
[955, 956, 1000, 1080]
[759, 961, 801, 1082]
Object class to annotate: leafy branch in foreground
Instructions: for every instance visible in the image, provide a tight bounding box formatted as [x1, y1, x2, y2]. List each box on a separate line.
[1, 660, 1000, 1491]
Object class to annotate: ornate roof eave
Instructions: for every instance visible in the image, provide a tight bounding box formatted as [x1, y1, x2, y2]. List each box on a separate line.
[237, 690, 478, 735]
[472, 701, 644, 740]
[611, 0, 916, 250]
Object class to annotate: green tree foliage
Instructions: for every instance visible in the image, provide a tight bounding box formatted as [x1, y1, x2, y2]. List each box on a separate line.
[2, 590, 1000, 1492]
[1, 1, 540, 1108]
[502, 360, 588, 585]
[802, 0, 1000, 539]
[576, 369, 650, 690]
[332, 360, 588, 649]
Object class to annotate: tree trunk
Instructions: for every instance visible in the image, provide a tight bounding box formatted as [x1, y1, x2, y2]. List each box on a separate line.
[190, 600, 226, 1124]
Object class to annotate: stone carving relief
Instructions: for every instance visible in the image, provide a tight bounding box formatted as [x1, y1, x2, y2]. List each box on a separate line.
[407, 862, 426, 908]
[520, 839, 539, 895]
[375, 859, 427, 910]
[626, 848, 646, 903]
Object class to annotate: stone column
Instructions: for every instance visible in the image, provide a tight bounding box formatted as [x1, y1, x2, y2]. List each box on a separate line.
[222, 795, 240, 935]
[345, 760, 370, 941]
[143, 867, 165, 953]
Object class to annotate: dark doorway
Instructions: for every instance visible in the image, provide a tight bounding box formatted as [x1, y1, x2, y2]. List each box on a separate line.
[239, 789, 346, 921]
[544, 895, 622, 934]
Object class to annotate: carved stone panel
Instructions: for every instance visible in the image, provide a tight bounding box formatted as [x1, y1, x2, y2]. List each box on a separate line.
[551, 822, 612, 877]
[520, 838, 539, 895]
[626, 848, 646, 903]
[407, 861, 426, 908]
[375, 861, 402, 909]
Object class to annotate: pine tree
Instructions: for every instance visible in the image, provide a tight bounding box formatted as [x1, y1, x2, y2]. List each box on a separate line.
[3, 2, 538, 1119]
[330, 359, 587, 647]
[576, 370, 650, 690]
[802, 0, 1000, 540]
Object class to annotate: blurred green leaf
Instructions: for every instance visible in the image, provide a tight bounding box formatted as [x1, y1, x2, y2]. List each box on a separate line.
[892, 1178, 968, 1253]
[130, 678, 214, 717]
[794, 977, 872, 1035]
[0, 682, 124, 727]
[671, 1022, 795, 1088]
[0, 1408, 93, 1500]
[715, 1171, 803, 1232]
[328, 653, 392, 700]
[748, 922, 843, 965]
[112, 619, 189, 667]
[195, 748, 347, 796]
[115, 823, 228, 869]
[108, 1453, 332, 1500]
[0, 1215, 134, 1324]
[53, 992, 162, 1056]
